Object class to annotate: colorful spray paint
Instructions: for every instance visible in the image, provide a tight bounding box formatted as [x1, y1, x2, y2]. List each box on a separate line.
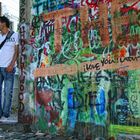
[19, 0, 140, 139]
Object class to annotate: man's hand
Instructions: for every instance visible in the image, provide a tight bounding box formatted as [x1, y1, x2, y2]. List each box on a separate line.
[6, 65, 14, 73]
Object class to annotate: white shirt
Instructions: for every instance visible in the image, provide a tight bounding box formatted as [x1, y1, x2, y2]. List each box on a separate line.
[0, 32, 19, 67]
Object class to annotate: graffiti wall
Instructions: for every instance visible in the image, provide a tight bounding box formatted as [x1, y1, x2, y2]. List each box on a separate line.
[20, 0, 140, 139]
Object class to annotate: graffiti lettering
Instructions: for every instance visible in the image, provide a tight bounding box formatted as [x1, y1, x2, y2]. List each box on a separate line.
[130, 92, 138, 115]
[111, 0, 139, 43]
[101, 56, 139, 67]
[84, 63, 100, 71]
[20, 0, 26, 22]
[19, 23, 29, 123]
[42, 8, 76, 52]
[34, 56, 140, 77]
[32, 0, 68, 15]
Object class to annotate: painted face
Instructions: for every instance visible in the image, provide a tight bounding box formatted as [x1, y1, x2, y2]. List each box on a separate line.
[114, 98, 129, 124]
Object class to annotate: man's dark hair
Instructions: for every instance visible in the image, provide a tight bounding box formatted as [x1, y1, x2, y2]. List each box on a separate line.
[0, 16, 10, 28]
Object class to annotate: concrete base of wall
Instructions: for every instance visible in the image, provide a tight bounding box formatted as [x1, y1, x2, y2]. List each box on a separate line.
[74, 122, 108, 140]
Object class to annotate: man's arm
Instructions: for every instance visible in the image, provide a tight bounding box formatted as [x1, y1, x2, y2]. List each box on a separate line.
[6, 44, 19, 72]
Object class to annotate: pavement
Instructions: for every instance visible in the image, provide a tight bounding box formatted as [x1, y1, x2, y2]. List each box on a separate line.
[0, 123, 77, 140]
[0, 115, 107, 140]
[0, 117, 77, 140]
[0, 113, 103, 140]
[0, 107, 77, 140]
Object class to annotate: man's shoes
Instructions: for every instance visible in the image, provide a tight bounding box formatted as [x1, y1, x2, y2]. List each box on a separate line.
[0, 116, 8, 122]
[0, 116, 17, 123]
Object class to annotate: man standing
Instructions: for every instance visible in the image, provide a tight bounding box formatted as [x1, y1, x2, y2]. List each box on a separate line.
[0, 16, 19, 119]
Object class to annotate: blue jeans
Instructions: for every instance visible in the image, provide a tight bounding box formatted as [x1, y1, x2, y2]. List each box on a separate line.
[0, 67, 15, 118]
